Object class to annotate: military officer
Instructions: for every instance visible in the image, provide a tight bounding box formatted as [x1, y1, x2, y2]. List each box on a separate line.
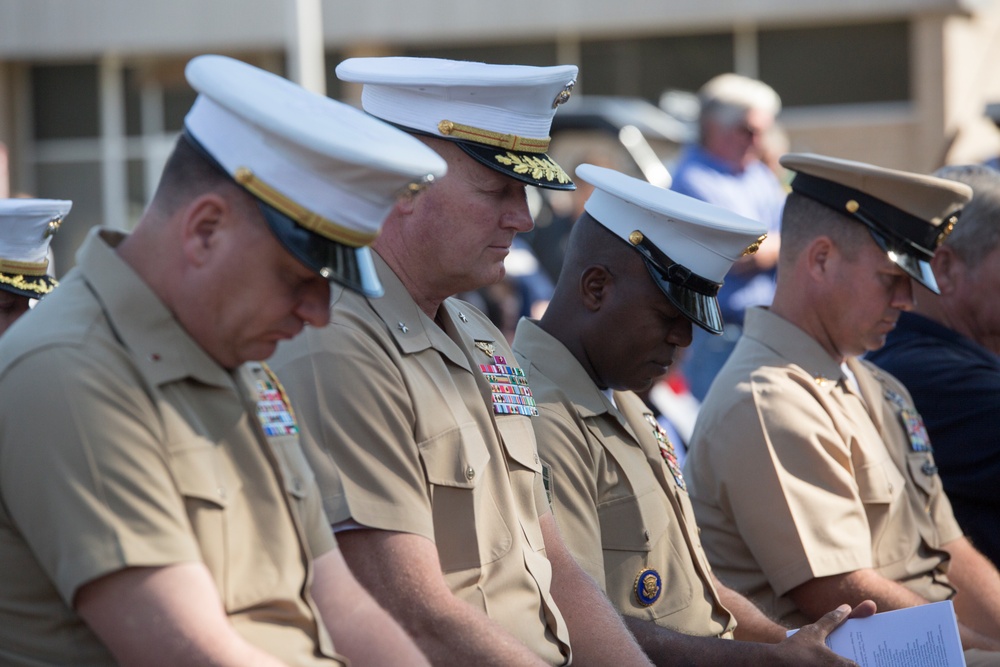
[0, 198, 71, 335]
[686, 153, 1000, 664]
[513, 163, 873, 666]
[0, 54, 446, 666]
[270, 57, 653, 666]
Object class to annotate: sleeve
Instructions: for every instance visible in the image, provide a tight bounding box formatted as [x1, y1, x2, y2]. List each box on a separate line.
[533, 403, 607, 591]
[273, 321, 435, 542]
[0, 347, 201, 605]
[698, 372, 875, 596]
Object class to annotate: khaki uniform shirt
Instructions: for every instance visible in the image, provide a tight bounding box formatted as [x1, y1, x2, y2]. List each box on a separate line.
[686, 307, 961, 626]
[0, 229, 343, 666]
[270, 255, 571, 666]
[513, 319, 736, 638]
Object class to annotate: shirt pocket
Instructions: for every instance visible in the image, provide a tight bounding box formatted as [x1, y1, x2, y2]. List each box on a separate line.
[166, 439, 243, 592]
[599, 488, 695, 619]
[497, 415, 546, 551]
[419, 423, 509, 571]
[855, 457, 910, 566]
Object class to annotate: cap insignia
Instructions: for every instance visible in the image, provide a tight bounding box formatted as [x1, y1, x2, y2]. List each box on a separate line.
[845, 200, 860, 214]
[936, 215, 957, 248]
[552, 80, 576, 109]
[0, 272, 56, 294]
[494, 153, 571, 185]
[741, 233, 768, 257]
[43, 215, 64, 239]
[633, 568, 662, 607]
[629, 230, 644, 245]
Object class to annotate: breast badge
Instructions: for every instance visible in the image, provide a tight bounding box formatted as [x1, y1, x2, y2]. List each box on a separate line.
[884, 388, 932, 453]
[643, 413, 685, 490]
[634, 568, 662, 607]
[480, 352, 539, 417]
[253, 363, 299, 437]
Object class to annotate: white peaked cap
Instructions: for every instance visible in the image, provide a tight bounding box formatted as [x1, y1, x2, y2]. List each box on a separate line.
[337, 57, 579, 190]
[577, 164, 769, 334]
[0, 198, 71, 298]
[184, 54, 448, 296]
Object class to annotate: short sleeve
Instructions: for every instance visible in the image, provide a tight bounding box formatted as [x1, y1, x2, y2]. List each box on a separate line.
[272, 322, 435, 541]
[0, 347, 200, 604]
[696, 373, 874, 596]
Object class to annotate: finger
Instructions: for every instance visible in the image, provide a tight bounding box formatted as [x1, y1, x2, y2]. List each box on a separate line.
[847, 599, 877, 619]
[805, 604, 852, 638]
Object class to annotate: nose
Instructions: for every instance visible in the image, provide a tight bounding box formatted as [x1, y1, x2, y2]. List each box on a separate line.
[501, 187, 534, 233]
[295, 281, 332, 327]
[891, 277, 916, 312]
[667, 318, 694, 349]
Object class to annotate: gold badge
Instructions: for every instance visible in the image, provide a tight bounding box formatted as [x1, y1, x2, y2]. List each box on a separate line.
[741, 233, 767, 257]
[43, 215, 64, 239]
[633, 568, 662, 607]
[936, 215, 957, 247]
[552, 80, 576, 108]
[475, 340, 496, 358]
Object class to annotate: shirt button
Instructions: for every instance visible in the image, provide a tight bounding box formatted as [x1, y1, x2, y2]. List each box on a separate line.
[293, 478, 303, 493]
[466, 466, 476, 481]
[217, 487, 227, 500]
[643, 530, 650, 542]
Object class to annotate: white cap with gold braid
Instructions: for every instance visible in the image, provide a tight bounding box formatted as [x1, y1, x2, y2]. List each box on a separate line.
[184, 54, 448, 297]
[336, 57, 578, 191]
[0, 198, 71, 299]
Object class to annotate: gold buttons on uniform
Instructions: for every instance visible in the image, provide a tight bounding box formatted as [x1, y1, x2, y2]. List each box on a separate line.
[465, 466, 476, 481]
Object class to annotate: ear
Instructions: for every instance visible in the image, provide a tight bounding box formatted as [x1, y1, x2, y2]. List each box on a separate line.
[804, 236, 835, 283]
[580, 265, 612, 312]
[930, 245, 960, 295]
[179, 193, 229, 267]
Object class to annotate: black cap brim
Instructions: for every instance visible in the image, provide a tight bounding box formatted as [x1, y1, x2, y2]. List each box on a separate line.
[639, 258, 725, 335]
[868, 228, 939, 294]
[258, 202, 383, 298]
[457, 142, 575, 191]
[0, 274, 57, 300]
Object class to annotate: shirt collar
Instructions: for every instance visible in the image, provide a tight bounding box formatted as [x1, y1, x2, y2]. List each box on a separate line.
[512, 317, 612, 418]
[78, 227, 234, 389]
[744, 306, 846, 391]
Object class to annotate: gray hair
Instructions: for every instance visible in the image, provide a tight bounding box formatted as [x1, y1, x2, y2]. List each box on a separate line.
[699, 73, 781, 128]
[932, 164, 1000, 268]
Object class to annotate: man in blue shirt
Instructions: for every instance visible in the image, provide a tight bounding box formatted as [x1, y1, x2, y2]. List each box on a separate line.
[671, 74, 786, 399]
[868, 164, 1000, 567]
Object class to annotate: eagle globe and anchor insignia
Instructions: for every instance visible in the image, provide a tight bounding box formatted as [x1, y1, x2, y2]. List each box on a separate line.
[634, 567, 662, 607]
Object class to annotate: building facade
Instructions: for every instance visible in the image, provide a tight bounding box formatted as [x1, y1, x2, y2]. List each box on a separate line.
[1, 0, 998, 272]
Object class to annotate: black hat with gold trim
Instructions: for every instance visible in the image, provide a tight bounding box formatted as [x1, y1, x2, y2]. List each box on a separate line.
[0, 198, 71, 299]
[576, 164, 769, 334]
[780, 153, 973, 294]
[336, 57, 578, 191]
[184, 55, 448, 297]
